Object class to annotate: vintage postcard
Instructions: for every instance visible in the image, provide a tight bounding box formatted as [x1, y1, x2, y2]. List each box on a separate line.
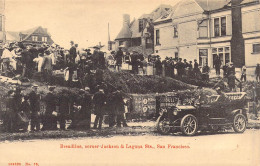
[0, 0, 260, 165]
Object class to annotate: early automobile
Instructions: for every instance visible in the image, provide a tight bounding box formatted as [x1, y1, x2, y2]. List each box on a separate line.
[156, 92, 248, 136]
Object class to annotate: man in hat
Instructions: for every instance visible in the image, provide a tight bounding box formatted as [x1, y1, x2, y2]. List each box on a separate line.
[131, 51, 139, 74]
[214, 55, 221, 75]
[93, 87, 106, 129]
[227, 71, 240, 92]
[78, 87, 92, 130]
[28, 85, 41, 131]
[227, 62, 235, 77]
[115, 46, 124, 71]
[193, 59, 200, 78]
[92, 46, 100, 68]
[222, 63, 229, 78]
[42, 86, 57, 130]
[113, 86, 128, 127]
[154, 55, 162, 76]
[69, 41, 77, 63]
[20, 44, 33, 78]
[29, 44, 39, 70]
[175, 58, 184, 77]
[57, 89, 70, 130]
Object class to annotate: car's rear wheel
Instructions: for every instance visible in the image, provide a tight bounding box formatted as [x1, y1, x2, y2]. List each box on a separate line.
[180, 114, 198, 136]
[157, 117, 171, 135]
[233, 113, 247, 133]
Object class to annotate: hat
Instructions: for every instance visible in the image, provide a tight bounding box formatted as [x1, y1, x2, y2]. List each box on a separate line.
[119, 45, 124, 48]
[93, 45, 101, 49]
[84, 87, 90, 91]
[84, 49, 91, 52]
[230, 62, 234, 65]
[70, 41, 74, 44]
[194, 59, 197, 61]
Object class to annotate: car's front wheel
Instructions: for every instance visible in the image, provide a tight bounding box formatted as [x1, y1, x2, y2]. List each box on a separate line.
[180, 114, 198, 136]
[157, 117, 171, 135]
[233, 113, 247, 133]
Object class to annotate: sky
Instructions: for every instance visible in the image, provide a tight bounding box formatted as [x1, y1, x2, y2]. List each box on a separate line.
[3, 0, 180, 49]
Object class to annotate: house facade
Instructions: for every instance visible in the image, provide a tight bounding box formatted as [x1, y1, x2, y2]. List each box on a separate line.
[115, 4, 172, 56]
[154, 0, 260, 68]
[1, 26, 54, 46]
[18, 26, 54, 46]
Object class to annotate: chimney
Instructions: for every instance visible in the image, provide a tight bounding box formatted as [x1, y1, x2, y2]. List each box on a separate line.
[231, 0, 245, 67]
[123, 14, 130, 27]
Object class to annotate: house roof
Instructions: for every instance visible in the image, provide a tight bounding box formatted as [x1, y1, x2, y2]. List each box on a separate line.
[241, 0, 259, 5]
[21, 26, 51, 41]
[193, 0, 230, 11]
[115, 4, 172, 40]
[115, 24, 132, 40]
[154, 2, 180, 23]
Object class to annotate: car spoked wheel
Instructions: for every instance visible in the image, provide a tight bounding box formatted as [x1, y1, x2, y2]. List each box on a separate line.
[181, 114, 198, 136]
[157, 118, 171, 135]
[233, 113, 247, 133]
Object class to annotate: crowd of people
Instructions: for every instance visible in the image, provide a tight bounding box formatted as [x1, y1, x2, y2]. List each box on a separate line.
[1, 84, 130, 133]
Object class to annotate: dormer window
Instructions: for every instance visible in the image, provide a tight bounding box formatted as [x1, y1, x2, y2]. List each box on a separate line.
[32, 36, 38, 41]
[42, 37, 48, 42]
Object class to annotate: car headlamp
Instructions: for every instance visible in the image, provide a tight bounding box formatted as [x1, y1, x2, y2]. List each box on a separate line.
[173, 110, 178, 116]
[159, 108, 167, 115]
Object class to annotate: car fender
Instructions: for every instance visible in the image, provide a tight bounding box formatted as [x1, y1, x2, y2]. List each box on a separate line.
[229, 109, 248, 121]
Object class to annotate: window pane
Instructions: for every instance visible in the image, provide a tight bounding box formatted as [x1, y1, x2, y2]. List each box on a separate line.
[225, 47, 230, 52]
[156, 30, 160, 45]
[253, 44, 260, 53]
[199, 49, 208, 66]
[212, 48, 217, 53]
[221, 17, 226, 36]
[218, 48, 223, 52]
[214, 18, 220, 37]
[219, 53, 224, 65]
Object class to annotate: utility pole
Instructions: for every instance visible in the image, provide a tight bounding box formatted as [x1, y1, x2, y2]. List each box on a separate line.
[2, 0, 6, 43]
[108, 22, 111, 50]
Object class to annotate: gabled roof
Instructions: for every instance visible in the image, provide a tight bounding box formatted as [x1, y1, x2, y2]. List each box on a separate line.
[21, 26, 51, 41]
[194, 0, 230, 11]
[115, 24, 132, 40]
[241, 0, 259, 5]
[194, 0, 259, 12]
[154, 2, 180, 23]
[115, 4, 172, 40]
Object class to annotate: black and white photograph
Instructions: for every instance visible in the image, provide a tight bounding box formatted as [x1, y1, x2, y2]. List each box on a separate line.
[0, 0, 260, 165]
